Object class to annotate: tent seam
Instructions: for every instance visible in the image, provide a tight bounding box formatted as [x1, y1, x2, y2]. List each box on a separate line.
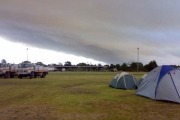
[123, 76, 127, 89]
[133, 76, 137, 85]
[169, 72, 180, 99]
[115, 75, 120, 88]
[154, 72, 161, 99]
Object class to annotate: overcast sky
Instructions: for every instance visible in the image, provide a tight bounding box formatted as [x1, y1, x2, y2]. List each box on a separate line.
[0, 0, 180, 65]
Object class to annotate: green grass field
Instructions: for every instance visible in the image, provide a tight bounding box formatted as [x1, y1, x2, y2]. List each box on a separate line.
[0, 72, 180, 120]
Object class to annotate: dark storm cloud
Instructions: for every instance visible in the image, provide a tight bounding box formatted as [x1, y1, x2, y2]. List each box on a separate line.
[0, 0, 180, 64]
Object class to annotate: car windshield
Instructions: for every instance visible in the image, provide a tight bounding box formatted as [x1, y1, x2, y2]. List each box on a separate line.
[19, 64, 31, 68]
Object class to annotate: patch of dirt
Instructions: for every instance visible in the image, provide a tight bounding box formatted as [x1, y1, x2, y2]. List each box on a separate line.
[0, 105, 58, 120]
[69, 88, 99, 94]
[0, 80, 46, 86]
[58, 83, 86, 88]
[58, 113, 108, 120]
[0, 81, 19, 85]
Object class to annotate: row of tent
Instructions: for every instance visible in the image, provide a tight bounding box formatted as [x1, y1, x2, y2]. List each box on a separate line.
[109, 65, 180, 103]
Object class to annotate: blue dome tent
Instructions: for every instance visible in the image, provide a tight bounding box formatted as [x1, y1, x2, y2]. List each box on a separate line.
[135, 65, 180, 103]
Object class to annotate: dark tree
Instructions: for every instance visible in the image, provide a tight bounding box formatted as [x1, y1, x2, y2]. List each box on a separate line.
[64, 61, 72, 66]
[36, 62, 43, 65]
[98, 63, 102, 66]
[109, 64, 115, 70]
[130, 62, 143, 71]
[138, 62, 144, 71]
[115, 64, 121, 71]
[23, 61, 31, 63]
[148, 60, 158, 70]
[130, 62, 137, 71]
[1, 59, 6, 63]
[77, 62, 87, 66]
[36, 62, 47, 67]
[144, 60, 158, 71]
[121, 63, 128, 71]
[143, 64, 149, 71]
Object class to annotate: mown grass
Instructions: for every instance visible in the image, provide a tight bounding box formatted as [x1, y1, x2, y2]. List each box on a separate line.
[0, 72, 180, 120]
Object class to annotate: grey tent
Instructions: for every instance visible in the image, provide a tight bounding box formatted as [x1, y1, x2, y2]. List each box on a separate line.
[109, 72, 138, 90]
[137, 73, 148, 87]
[135, 65, 180, 103]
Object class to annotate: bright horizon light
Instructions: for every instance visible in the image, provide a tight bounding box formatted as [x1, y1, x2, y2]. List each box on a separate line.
[0, 37, 106, 65]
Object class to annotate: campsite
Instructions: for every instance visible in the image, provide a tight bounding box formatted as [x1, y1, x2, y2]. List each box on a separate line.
[0, 71, 180, 120]
[1, 1, 180, 120]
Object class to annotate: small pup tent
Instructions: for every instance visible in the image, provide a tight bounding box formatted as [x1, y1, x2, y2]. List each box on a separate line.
[137, 73, 148, 87]
[109, 72, 138, 90]
[135, 65, 180, 103]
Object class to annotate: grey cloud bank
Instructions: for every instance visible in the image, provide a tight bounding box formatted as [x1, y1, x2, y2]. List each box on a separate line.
[0, 0, 180, 65]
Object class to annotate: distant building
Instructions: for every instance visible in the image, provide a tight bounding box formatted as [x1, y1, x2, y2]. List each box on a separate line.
[54, 65, 107, 72]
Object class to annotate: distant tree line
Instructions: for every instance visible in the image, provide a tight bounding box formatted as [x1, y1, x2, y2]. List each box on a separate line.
[105, 60, 157, 72]
[106, 60, 180, 72]
[2, 58, 180, 72]
[53, 61, 103, 67]
[48, 60, 159, 72]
